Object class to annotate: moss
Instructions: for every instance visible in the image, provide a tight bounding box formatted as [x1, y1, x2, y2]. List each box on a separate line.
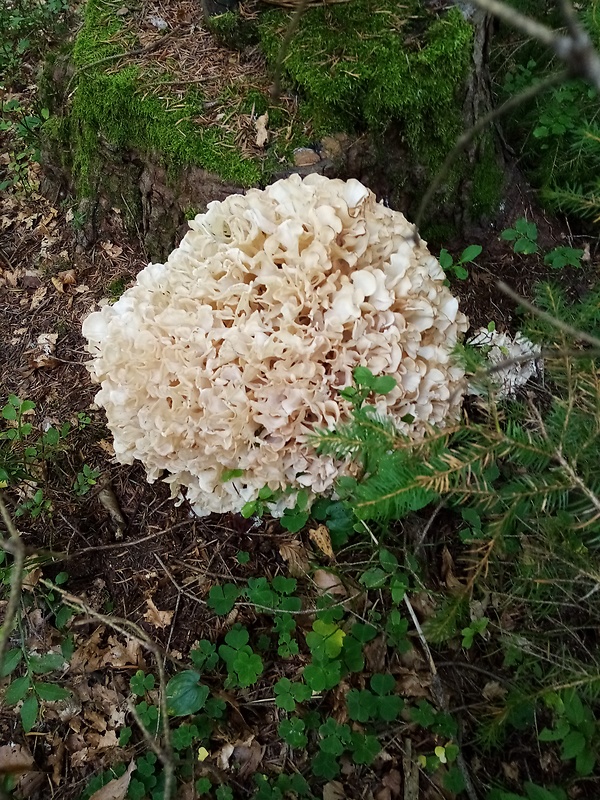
[62, 0, 264, 201]
[259, 1, 473, 175]
[207, 11, 259, 49]
[469, 136, 504, 218]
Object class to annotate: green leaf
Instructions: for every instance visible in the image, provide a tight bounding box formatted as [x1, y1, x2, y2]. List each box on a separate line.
[501, 228, 518, 241]
[272, 576, 297, 595]
[278, 718, 307, 748]
[0, 648, 22, 677]
[29, 653, 66, 674]
[353, 366, 375, 388]
[524, 784, 564, 800]
[350, 622, 377, 643]
[443, 766, 466, 793]
[303, 660, 341, 692]
[55, 605, 74, 630]
[225, 625, 250, 650]
[166, 670, 209, 716]
[371, 673, 395, 695]
[241, 501, 257, 518]
[347, 689, 378, 722]
[196, 778, 213, 795]
[379, 548, 398, 572]
[236, 550, 250, 564]
[372, 375, 396, 395]
[350, 732, 380, 764]
[221, 468, 244, 481]
[208, 583, 239, 615]
[34, 682, 70, 701]
[575, 746, 596, 776]
[439, 249, 453, 269]
[2, 405, 17, 420]
[311, 750, 340, 779]
[280, 509, 309, 533]
[4, 675, 31, 704]
[454, 264, 469, 280]
[561, 730, 586, 760]
[233, 651, 263, 687]
[359, 568, 388, 589]
[460, 244, 482, 263]
[20, 694, 38, 733]
[563, 689, 585, 726]
[191, 640, 219, 672]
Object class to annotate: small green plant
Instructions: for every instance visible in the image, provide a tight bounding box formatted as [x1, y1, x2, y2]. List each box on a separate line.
[538, 689, 597, 776]
[218, 624, 264, 688]
[438, 244, 482, 280]
[0, 100, 50, 192]
[543, 246, 583, 270]
[73, 464, 100, 496]
[501, 218, 539, 254]
[15, 487, 51, 519]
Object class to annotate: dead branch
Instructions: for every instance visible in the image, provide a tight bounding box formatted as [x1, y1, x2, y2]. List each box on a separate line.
[0, 493, 26, 675]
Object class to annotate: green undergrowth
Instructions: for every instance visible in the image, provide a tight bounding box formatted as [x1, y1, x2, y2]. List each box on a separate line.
[497, 1, 600, 224]
[259, 0, 473, 178]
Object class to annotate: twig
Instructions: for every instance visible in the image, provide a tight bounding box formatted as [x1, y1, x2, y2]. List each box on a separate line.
[270, 0, 311, 100]
[0, 493, 26, 675]
[404, 595, 479, 800]
[414, 71, 565, 233]
[37, 579, 175, 799]
[497, 281, 600, 349]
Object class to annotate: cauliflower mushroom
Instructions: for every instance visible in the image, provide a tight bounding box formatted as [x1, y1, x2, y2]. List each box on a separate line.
[82, 174, 468, 516]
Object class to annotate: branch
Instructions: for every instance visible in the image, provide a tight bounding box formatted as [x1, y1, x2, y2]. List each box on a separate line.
[270, 0, 311, 100]
[0, 493, 26, 675]
[497, 281, 600, 350]
[452, 0, 600, 92]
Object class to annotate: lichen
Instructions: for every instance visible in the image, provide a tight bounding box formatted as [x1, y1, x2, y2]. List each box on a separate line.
[259, 1, 473, 175]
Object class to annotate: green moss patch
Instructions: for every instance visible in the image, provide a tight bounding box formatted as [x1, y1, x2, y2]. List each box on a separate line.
[259, 1, 473, 174]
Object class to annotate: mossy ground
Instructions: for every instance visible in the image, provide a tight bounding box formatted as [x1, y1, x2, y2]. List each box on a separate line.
[259, 1, 473, 176]
[47, 0, 502, 228]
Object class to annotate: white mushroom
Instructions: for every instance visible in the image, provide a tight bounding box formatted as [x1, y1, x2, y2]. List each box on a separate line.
[82, 174, 468, 517]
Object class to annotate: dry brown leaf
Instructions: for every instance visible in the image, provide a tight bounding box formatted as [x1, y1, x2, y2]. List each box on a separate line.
[279, 540, 311, 577]
[97, 438, 116, 457]
[143, 598, 174, 629]
[382, 768, 402, 796]
[89, 760, 136, 800]
[323, 781, 345, 800]
[309, 525, 335, 559]
[100, 241, 124, 258]
[396, 669, 431, 699]
[441, 546, 463, 590]
[101, 635, 144, 669]
[482, 680, 507, 702]
[30, 285, 47, 309]
[233, 737, 264, 779]
[313, 569, 346, 597]
[375, 788, 391, 800]
[58, 268, 76, 285]
[28, 332, 59, 369]
[87, 729, 119, 750]
[255, 112, 269, 147]
[0, 743, 34, 775]
[22, 567, 42, 589]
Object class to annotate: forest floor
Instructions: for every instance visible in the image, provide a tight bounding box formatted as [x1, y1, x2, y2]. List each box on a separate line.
[2, 4, 600, 800]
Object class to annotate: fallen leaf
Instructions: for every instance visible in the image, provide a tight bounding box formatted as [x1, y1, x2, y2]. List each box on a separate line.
[30, 285, 47, 309]
[279, 540, 311, 577]
[323, 781, 345, 800]
[313, 569, 346, 597]
[143, 598, 174, 629]
[382, 768, 402, 796]
[100, 241, 123, 258]
[441, 546, 463, 590]
[482, 680, 507, 702]
[233, 736, 264, 778]
[255, 112, 269, 147]
[97, 439, 116, 457]
[309, 525, 335, 559]
[217, 743, 235, 771]
[0, 743, 34, 775]
[89, 760, 136, 800]
[28, 332, 59, 369]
